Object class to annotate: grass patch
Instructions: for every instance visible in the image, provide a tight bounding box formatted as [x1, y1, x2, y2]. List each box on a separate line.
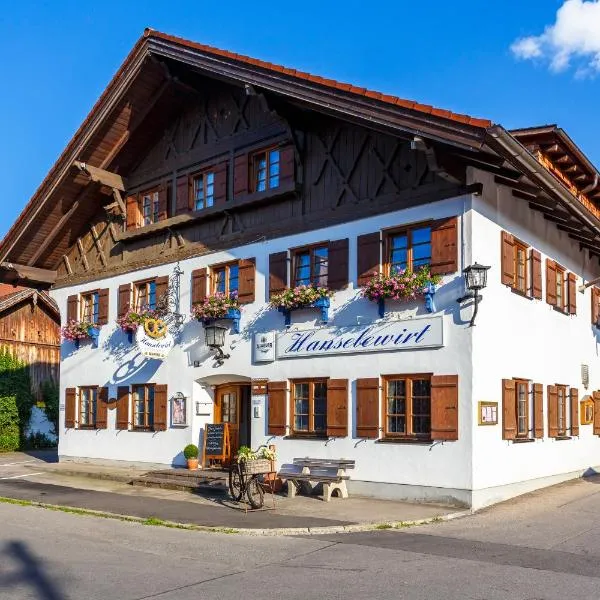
[375, 523, 393, 530]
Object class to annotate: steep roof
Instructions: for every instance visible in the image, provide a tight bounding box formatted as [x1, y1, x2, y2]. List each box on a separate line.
[0, 289, 59, 319]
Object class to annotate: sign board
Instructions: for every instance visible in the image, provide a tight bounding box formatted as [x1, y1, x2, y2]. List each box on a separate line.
[253, 331, 276, 362]
[275, 315, 443, 360]
[251, 379, 268, 395]
[136, 321, 175, 360]
[202, 423, 230, 467]
[478, 402, 498, 426]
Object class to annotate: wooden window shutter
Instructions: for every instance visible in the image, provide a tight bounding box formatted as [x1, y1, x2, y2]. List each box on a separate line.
[116, 386, 130, 430]
[233, 154, 249, 198]
[65, 388, 76, 428]
[279, 145, 295, 189]
[530, 249, 542, 299]
[546, 260, 557, 306]
[570, 387, 579, 436]
[157, 184, 169, 221]
[154, 385, 168, 431]
[155, 276, 169, 304]
[96, 387, 108, 429]
[117, 284, 132, 319]
[567, 273, 577, 315]
[67, 294, 78, 322]
[548, 385, 558, 438]
[269, 251, 288, 298]
[430, 216, 458, 276]
[357, 232, 381, 286]
[533, 383, 544, 438]
[502, 379, 517, 440]
[356, 378, 379, 439]
[214, 162, 228, 206]
[267, 381, 288, 435]
[431, 375, 459, 441]
[176, 175, 191, 215]
[327, 238, 349, 291]
[326, 379, 348, 437]
[237, 258, 256, 304]
[191, 268, 208, 305]
[126, 194, 139, 230]
[592, 287, 600, 326]
[97, 288, 109, 326]
[500, 231, 515, 286]
[594, 391, 600, 436]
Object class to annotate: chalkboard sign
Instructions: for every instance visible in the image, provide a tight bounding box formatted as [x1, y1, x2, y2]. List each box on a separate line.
[202, 423, 230, 467]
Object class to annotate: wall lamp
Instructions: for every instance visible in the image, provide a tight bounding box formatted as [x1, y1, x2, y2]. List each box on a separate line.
[456, 262, 491, 326]
[203, 323, 230, 366]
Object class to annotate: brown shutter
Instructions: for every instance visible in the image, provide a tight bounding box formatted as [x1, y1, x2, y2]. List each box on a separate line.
[502, 379, 517, 440]
[531, 249, 542, 299]
[191, 268, 208, 305]
[594, 391, 600, 436]
[155, 276, 169, 304]
[116, 386, 129, 430]
[234, 154, 249, 197]
[279, 145, 295, 189]
[570, 387, 579, 436]
[430, 216, 458, 275]
[501, 231, 515, 287]
[533, 383, 544, 438]
[96, 387, 108, 429]
[97, 288, 109, 326]
[546, 260, 557, 306]
[592, 287, 600, 326]
[67, 294, 78, 322]
[327, 238, 349, 291]
[65, 388, 76, 428]
[176, 174, 191, 214]
[269, 251, 288, 298]
[157, 184, 168, 221]
[126, 194, 139, 230]
[357, 232, 381, 286]
[548, 385, 558, 438]
[154, 385, 168, 431]
[567, 272, 577, 315]
[267, 381, 287, 435]
[118, 284, 132, 318]
[237, 258, 256, 304]
[356, 378, 379, 439]
[326, 379, 348, 437]
[431, 375, 459, 441]
[214, 162, 228, 206]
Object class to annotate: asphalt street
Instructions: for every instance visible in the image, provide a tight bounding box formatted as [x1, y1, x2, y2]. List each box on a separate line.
[3, 474, 600, 599]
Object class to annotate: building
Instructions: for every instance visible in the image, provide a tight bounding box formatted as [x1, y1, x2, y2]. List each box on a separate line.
[2, 30, 600, 509]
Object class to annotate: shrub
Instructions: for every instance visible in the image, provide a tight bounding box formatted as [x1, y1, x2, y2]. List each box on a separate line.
[0, 347, 33, 442]
[0, 395, 20, 452]
[183, 444, 199, 459]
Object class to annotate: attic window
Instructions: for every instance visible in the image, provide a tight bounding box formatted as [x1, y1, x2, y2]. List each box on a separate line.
[142, 191, 160, 226]
[253, 148, 280, 192]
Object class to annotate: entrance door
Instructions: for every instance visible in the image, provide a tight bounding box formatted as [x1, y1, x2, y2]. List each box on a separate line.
[215, 385, 251, 461]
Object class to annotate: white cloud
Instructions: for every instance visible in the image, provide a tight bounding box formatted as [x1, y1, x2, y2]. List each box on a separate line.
[511, 0, 600, 76]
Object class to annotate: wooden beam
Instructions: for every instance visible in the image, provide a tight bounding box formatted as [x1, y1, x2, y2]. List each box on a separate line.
[89, 225, 107, 267]
[73, 161, 126, 191]
[77, 238, 89, 272]
[112, 189, 126, 214]
[0, 262, 57, 285]
[63, 255, 73, 275]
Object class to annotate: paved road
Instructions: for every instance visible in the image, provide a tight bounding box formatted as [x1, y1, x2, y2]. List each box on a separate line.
[2, 475, 600, 599]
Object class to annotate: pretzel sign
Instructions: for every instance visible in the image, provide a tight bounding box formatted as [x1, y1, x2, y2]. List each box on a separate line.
[144, 318, 168, 339]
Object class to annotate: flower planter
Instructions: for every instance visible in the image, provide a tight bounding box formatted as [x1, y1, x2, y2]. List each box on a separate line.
[240, 458, 272, 475]
[201, 307, 241, 334]
[376, 284, 437, 318]
[277, 297, 330, 327]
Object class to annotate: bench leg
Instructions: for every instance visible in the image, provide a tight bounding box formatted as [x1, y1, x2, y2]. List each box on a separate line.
[287, 479, 297, 498]
[322, 480, 349, 502]
[338, 479, 349, 499]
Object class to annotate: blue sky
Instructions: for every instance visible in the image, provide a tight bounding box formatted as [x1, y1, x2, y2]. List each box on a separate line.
[2, 0, 599, 239]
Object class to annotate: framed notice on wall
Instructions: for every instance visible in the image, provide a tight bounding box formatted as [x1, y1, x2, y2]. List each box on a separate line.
[478, 402, 498, 426]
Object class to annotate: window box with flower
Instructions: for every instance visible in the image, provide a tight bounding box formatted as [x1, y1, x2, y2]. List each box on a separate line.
[270, 285, 334, 326]
[192, 292, 241, 334]
[362, 266, 442, 317]
[61, 320, 100, 349]
[116, 307, 161, 343]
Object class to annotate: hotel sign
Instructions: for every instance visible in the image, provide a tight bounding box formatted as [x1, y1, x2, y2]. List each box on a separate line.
[136, 320, 175, 360]
[261, 316, 444, 361]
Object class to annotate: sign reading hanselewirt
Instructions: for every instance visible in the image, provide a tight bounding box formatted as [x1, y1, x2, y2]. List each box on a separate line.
[136, 319, 175, 360]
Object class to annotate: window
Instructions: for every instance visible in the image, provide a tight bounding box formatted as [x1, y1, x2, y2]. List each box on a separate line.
[291, 380, 327, 435]
[212, 263, 239, 297]
[514, 241, 528, 294]
[383, 375, 431, 438]
[79, 387, 97, 428]
[293, 245, 328, 287]
[515, 379, 529, 437]
[581, 399, 594, 425]
[253, 148, 280, 192]
[555, 266, 566, 311]
[132, 384, 154, 429]
[80, 291, 99, 323]
[557, 385, 568, 436]
[192, 171, 215, 211]
[141, 191, 159, 226]
[386, 225, 432, 275]
[134, 280, 156, 312]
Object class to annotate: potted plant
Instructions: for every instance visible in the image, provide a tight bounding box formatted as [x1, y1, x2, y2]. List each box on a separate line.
[361, 266, 442, 317]
[183, 444, 199, 470]
[270, 285, 334, 326]
[192, 292, 241, 333]
[61, 320, 99, 349]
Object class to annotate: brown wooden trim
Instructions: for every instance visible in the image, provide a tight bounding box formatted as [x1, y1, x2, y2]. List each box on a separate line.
[289, 378, 328, 436]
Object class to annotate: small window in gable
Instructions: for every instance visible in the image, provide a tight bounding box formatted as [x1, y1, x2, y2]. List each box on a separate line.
[193, 171, 215, 211]
[253, 148, 280, 192]
[141, 190, 160, 226]
[80, 291, 99, 323]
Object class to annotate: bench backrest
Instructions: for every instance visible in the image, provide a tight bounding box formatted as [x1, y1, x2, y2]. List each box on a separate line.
[293, 457, 355, 469]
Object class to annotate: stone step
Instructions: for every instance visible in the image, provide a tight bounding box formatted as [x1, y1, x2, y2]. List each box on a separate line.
[147, 468, 228, 481]
[131, 475, 229, 494]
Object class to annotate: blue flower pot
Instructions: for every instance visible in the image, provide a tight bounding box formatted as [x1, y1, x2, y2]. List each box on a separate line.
[202, 307, 241, 334]
[278, 297, 331, 326]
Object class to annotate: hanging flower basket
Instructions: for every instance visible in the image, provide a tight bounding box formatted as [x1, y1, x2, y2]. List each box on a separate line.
[270, 285, 334, 326]
[61, 320, 99, 349]
[116, 308, 161, 343]
[361, 267, 442, 317]
[192, 293, 241, 334]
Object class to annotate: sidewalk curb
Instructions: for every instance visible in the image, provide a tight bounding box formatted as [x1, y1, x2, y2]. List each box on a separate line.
[0, 495, 472, 536]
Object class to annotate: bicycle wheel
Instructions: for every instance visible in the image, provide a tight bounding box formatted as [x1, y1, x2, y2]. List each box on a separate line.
[246, 476, 264, 509]
[228, 465, 243, 502]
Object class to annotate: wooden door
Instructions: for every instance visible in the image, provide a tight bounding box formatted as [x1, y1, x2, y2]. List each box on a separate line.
[215, 385, 240, 460]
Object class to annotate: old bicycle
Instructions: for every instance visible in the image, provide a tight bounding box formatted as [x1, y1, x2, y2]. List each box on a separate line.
[228, 445, 274, 509]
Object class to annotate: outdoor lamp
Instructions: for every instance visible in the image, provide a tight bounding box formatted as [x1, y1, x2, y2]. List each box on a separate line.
[203, 323, 230, 364]
[457, 262, 491, 326]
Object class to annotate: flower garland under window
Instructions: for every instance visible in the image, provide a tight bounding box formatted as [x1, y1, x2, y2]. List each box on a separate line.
[270, 285, 333, 310]
[361, 266, 441, 302]
[191, 292, 239, 321]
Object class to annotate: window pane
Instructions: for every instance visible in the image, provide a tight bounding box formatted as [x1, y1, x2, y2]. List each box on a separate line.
[412, 243, 431, 269]
[214, 269, 226, 294]
[411, 227, 431, 245]
[80, 389, 90, 425]
[294, 383, 309, 431]
[295, 252, 311, 285]
[312, 247, 328, 286]
[147, 387, 154, 428]
[412, 379, 431, 435]
[229, 264, 239, 295]
[256, 153, 267, 192]
[313, 382, 327, 433]
[387, 379, 406, 434]
[136, 285, 147, 311]
[133, 387, 144, 427]
[148, 281, 156, 309]
[194, 175, 204, 210]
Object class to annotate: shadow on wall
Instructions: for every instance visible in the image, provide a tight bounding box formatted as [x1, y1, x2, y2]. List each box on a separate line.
[109, 352, 161, 386]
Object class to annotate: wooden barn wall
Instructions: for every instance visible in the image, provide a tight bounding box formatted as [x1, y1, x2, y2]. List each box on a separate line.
[56, 78, 462, 285]
[0, 301, 60, 401]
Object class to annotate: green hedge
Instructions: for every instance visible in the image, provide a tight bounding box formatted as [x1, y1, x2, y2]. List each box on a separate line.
[0, 395, 19, 451]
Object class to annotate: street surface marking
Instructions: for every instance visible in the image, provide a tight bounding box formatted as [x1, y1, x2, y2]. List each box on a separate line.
[0, 472, 44, 480]
[0, 460, 37, 467]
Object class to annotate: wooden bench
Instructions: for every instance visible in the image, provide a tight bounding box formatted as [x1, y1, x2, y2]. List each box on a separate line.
[277, 458, 356, 502]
